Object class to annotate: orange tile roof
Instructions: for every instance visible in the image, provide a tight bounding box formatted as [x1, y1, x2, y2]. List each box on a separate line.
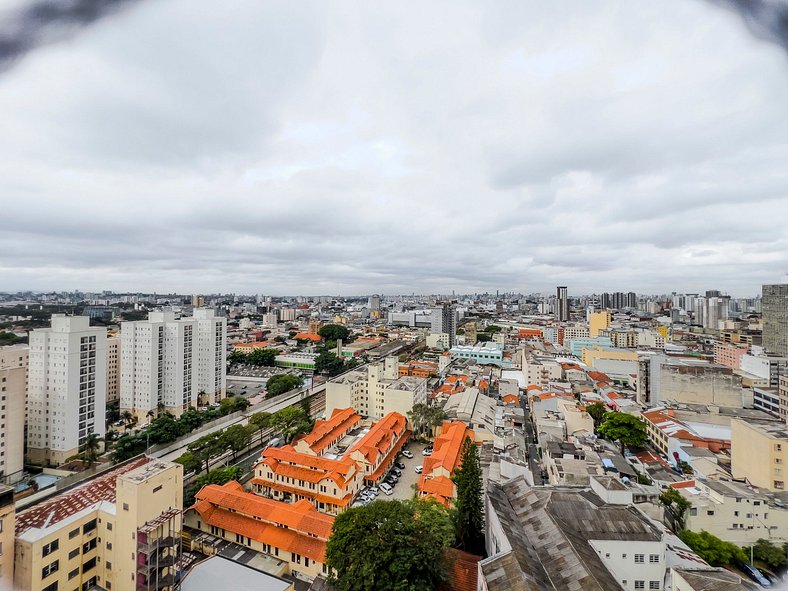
[349, 412, 408, 465]
[294, 333, 322, 341]
[478, 379, 490, 389]
[301, 407, 361, 454]
[670, 480, 697, 489]
[194, 481, 334, 538]
[365, 430, 412, 481]
[526, 384, 542, 391]
[501, 394, 518, 404]
[190, 485, 333, 562]
[250, 478, 353, 508]
[419, 474, 454, 499]
[258, 445, 359, 489]
[419, 421, 473, 497]
[439, 548, 481, 591]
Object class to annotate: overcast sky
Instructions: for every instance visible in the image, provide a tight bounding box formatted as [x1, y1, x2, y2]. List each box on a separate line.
[0, 1, 786, 296]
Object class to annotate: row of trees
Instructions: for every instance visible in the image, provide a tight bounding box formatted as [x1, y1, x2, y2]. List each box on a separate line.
[112, 397, 250, 462]
[228, 347, 278, 367]
[325, 435, 485, 590]
[407, 404, 447, 440]
[265, 373, 305, 397]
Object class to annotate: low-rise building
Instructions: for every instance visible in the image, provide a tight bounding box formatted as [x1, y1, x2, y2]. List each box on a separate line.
[347, 412, 410, 485]
[442, 387, 497, 442]
[417, 421, 474, 506]
[481, 476, 667, 591]
[294, 407, 361, 457]
[671, 479, 788, 545]
[449, 342, 510, 368]
[641, 407, 731, 465]
[251, 445, 364, 514]
[14, 457, 182, 591]
[731, 419, 788, 492]
[184, 481, 334, 581]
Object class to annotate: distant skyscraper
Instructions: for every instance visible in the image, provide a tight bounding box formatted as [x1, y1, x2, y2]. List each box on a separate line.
[763, 283, 788, 356]
[555, 286, 569, 322]
[27, 315, 107, 466]
[431, 302, 457, 347]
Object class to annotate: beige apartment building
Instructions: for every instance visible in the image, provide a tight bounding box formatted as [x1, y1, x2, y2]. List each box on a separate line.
[731, 418, 788, 491]
[673, 479, 788, 545]
[0, 485, 15, 587]
[324, 359, 427, 422]
[107, 336, 121, 405]
[14, 457, 182, 591]
[0, 345, 28, 483]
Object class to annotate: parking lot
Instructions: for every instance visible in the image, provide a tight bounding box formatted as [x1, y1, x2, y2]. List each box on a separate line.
[352, 441, 430, 506]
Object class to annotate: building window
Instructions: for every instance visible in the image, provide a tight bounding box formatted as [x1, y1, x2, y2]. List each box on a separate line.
[635, 582, 645, 590]
[82, 557, 97, 572]
[42, 583, 58, 591]
[69, 548, 79, 560]
[42, 560, 59, 578]
[650, 582, 660, 590]
[43, 539, 60, 556]
[68, 568, 79, 580]
[83, 519, 97, 534]
[634, 554, 644, 563]
[649, 554, 659, 563]
[69, 528, 80, 539]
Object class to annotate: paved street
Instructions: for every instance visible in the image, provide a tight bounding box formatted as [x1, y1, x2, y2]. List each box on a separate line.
[390, 442, 428, 500]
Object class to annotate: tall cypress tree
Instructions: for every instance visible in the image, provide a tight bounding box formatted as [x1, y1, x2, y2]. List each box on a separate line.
[452, 436, 485, 556]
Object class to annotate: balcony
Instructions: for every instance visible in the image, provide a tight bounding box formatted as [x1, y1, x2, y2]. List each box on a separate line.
[137, 554, 177, 575]
[137, 535, 177, 553]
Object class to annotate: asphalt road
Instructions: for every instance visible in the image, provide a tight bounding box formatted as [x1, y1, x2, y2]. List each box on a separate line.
[521, 397, 547, 485]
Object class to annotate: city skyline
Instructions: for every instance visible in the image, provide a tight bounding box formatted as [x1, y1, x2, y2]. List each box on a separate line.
[1, 1, 788, 295]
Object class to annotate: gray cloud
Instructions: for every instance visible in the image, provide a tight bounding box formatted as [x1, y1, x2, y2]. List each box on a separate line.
[0, 0, 787, 296]
[707, 0, 788, 54]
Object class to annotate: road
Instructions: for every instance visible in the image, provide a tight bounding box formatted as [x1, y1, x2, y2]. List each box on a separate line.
[155, 383, 326, 464]
[521, 396, 547, 485]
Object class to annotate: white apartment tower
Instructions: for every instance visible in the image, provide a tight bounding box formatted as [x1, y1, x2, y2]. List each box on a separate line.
[27, 315, 107, 466]
[120, 310, 226, 421]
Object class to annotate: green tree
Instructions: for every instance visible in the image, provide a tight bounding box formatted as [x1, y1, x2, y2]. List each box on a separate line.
[269, 406, 312, 443]
[111, 434, 146, 463]
[408, 404, 448, 440]
[452, 437, 485, 555]
[146, 413, 181, 445]
[248, 348, 278, 367]
[184, 466, 244, 507]
[748, 538, 788, 570]
[249, 411, 271, 443]
[660, 487, 691, 531]
[326, 499, 455, 591]
[585, 402, 608, 428]
[228, 350, 248, 364]
[476, 333, 492, 343]
[484, 325, 502, 334]
[222, 424, 252, 460]
[188, 432, 225, 474]
[265, 374, 304, 398]
[314, 350, 346, 376]
[121, 410, 136, 432]
[178, 407, 205, 433]
[175, 450, 202, 474]
[679, 530, 746, 566]
[318, 324, 350, 343]
[597, 412, 648, 453]
[81, 433, 102, 467]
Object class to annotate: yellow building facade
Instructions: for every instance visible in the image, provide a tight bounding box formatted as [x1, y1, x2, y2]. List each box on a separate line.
[14, 457, 182, 591]
[731, 419, 788, 491]
[589, 311, 611, 338]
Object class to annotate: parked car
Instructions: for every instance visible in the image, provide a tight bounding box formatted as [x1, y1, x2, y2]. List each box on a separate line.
[401, 450, 413, 459]
[368, 486, 380, 495]
[415, 465, 423, 474]
[380, 483, 394, 495]
[736, 561, 772, 587]
[392, 468, 402, 477]
[396, 461, 406, 469]
[422, 449, 432, 456]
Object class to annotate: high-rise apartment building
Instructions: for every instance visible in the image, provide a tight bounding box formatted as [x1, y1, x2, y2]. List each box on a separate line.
[763, 283, 788, 356]
[27, 315, 107, 466]
[0, 345, 27, 482]
[14, 457, 182, 591]
[106, 335, 121, 405]
[120, 309, 226, 421]
[430, 302, 457, 348]
[555, 287, 569, 322]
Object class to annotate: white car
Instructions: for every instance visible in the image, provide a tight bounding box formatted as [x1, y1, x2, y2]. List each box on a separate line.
[380, 482, 394, 495]
[422, 449, 432, 456]
[401, 450, 413, 459]
[415, 465, 423, 474]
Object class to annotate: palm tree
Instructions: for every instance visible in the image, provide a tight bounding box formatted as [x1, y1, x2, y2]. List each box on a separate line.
[81, 433, 102, 468]
[121, 410, 135, 432]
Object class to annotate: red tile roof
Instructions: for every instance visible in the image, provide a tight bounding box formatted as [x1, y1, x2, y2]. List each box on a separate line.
[349, 412, 408, 465]
[257, 445, 360, 489]
[438, 548, 481, 591]
[300, 407, 361, 454]
[418, 422, 473, 504]
[190, 482, 334, 562]
[293, 333, 322, 342]
[16, 457, 151, 536]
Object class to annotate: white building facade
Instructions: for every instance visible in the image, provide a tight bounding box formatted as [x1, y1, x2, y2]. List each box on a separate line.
[27, 315, 107, 466]
[120, 310, 226, 420]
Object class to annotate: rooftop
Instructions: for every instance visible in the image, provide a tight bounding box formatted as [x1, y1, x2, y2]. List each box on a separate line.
[16, 456, 151, 539]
